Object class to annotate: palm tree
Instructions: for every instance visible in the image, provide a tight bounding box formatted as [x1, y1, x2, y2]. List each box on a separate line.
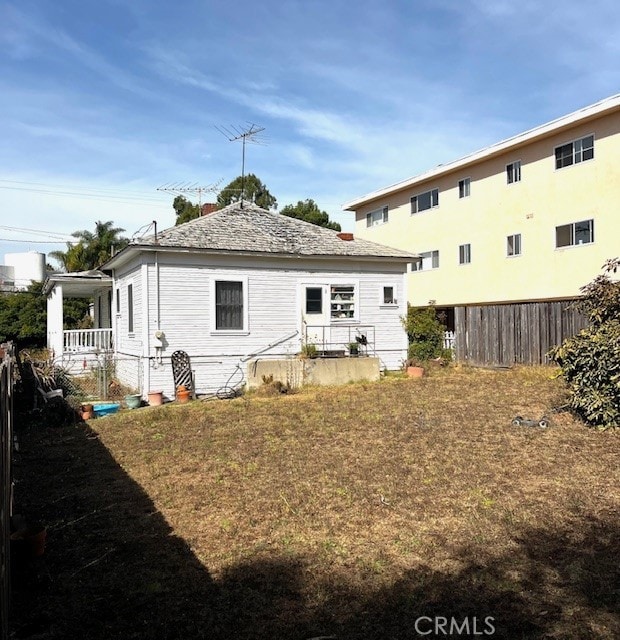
[50, 221, 128, 272]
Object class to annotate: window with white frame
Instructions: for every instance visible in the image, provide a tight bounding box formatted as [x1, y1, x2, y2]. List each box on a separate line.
[213, 279, 248, 331]
[555, 135, 594, 169]
[507, 233, 522, 257]
[330, 284, 355, 320]
[411, 188, 439, 214]
[382, 285, 397, 305]
[458, 177, 471, 198]
[366, 205, 388, 227]
[115, 288, 120, 314]
[555, 219, 594, 248]
[459, 244, 471, 265]
[127, 283, 134, 333]
[506, 161, 521, 184]
[412, 250, 439, 272]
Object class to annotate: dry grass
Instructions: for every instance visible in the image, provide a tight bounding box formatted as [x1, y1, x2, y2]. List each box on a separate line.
[12, 366, 620, 639]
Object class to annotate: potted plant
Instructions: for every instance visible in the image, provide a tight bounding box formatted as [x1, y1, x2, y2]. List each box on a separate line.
[347, 341, 360, 357]
[404, 358, 425, 378]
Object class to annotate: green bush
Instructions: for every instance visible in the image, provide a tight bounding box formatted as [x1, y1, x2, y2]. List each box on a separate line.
[549, 258, 620, 428]
[402, 305, 447, 364]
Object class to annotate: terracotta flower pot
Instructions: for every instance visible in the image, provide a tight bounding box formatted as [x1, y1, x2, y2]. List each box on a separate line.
[148, 391, 163, 406]
[406, 366, 425, 378]
[176, 390, 191, 403]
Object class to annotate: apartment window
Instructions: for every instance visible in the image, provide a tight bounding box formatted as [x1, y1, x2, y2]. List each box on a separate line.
[127, 283, 134, 333]
[555, 219, 594, 248]
[459, 244, 471, 265]
[214, 280, 246, 331]
[506, 161, 521, 184]
[412, 250, 440, 272]
[330, 285, 355, 320]
[411, 188, 439, 214]
[507, 233, 522, 257]
[382, 286, 397, 305]
[458, 178, 471, 198]
[305, 287, 323, 314]
[366, 205, 389, 227]
[555, 135, 594, 169]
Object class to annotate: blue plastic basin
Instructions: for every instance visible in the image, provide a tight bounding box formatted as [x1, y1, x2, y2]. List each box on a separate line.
[92, 403, 121, 417]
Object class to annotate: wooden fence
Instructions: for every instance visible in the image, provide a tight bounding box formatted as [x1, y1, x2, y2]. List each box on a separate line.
[0, 344, 14, 640]
[454, 300, 587, 366]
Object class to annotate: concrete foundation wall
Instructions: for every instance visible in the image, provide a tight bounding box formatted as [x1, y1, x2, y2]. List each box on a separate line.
[247, 357, 380, 390]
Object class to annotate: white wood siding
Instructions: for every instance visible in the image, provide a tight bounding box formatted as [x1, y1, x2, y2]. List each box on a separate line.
[113, 252, 408, 397]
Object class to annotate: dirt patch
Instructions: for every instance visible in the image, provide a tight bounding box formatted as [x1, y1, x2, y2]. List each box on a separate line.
[11, 367, 620, 639]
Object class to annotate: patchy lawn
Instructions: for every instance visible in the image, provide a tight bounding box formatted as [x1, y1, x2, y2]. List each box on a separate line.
[11, 366, 620, 639]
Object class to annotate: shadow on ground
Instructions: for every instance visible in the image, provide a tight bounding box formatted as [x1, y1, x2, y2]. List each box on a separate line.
[11, 418, 620, 639]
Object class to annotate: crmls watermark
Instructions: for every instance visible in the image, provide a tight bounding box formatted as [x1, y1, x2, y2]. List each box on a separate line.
[414, 616, 496, 636]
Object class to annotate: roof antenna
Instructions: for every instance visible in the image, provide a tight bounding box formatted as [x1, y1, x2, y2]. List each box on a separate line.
[215, 123, 266, 209]
[156, 180, 222, 210]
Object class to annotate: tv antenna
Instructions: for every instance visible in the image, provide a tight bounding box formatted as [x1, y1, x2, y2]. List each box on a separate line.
[156, 180, 222, 208]
[215, 123, 266, 208]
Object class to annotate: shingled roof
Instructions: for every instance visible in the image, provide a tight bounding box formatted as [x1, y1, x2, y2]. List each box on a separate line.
[109, 202, 415, 263]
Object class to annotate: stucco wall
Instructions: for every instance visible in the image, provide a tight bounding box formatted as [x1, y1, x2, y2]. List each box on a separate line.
[354, 108, 620, 306]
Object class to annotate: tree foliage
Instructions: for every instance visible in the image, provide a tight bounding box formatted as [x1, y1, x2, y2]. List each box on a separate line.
[402, 305, 448, 364]
[0, 282, 47, 346]
[173, 195, 200, 225]
[0, 282, 91, 348]
[280, 199, 341, 231]
[217, 174, 277, 210]
[50, 220, 128, 272]
[549, 258, 620, 428]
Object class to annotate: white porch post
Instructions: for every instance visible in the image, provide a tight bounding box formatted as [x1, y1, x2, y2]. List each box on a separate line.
[47, 284, 64, 358]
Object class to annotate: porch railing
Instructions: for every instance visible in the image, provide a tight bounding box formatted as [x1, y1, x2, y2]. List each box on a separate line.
[63, 328, 113, 353]
[304, 324, 376, 356]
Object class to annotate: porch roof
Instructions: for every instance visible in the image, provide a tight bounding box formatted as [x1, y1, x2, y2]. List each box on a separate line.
[43, 269, 113, 298]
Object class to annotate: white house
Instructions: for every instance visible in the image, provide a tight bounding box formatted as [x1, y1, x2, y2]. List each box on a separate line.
[45, 202, 415, 399]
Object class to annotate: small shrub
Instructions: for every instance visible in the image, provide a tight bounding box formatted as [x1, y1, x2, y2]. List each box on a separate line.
[549, 258, 620, 428]
[402, 305, 447, 364]
[299, 343, 318, 359]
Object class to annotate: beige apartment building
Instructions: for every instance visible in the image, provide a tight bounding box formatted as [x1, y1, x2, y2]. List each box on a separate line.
[344, 95, 620, 365]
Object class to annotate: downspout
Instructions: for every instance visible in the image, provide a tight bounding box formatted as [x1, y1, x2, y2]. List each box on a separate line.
[141, 260, 151, 397]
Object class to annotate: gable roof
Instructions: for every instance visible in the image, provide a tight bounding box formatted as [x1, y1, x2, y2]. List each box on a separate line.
[343, 93, 620, 210]
[103, 202, 415, 269]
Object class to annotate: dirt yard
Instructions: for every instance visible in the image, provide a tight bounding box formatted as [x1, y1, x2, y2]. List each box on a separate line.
[11, 366, 620, 639]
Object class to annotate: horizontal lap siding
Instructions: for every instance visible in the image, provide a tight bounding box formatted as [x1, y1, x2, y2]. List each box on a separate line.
[117, 254, 408, 396]
[455, 300, 587, 366]
[114, 261, 142, 356]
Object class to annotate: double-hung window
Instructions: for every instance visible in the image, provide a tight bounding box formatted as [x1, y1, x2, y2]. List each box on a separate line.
[459, 244, 471, 265]
[412, 250, 439, 272]
[411, 188, 439, 214]
[507, 233, 522, 257]
[366, 205, 388, 227]
[213, 278, 249, 331]
[555, 135, 594, 169]
[506, 161, 521, 184]
[555, 219, 594, 248]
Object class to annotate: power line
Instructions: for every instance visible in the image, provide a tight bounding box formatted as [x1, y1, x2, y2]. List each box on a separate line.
[0, 179, 169, 199]
[0, 184, 170, 207]
[0, 238, 69, 244]
[0, 225, 75, 241]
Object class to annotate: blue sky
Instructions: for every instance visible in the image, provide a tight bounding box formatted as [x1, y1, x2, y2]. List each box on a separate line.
[1, 0, 619, 267]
